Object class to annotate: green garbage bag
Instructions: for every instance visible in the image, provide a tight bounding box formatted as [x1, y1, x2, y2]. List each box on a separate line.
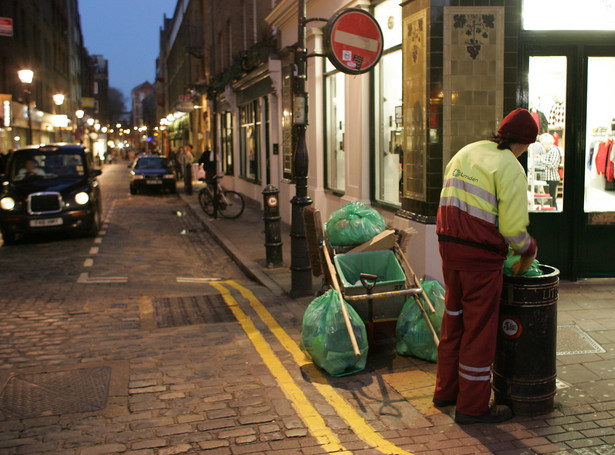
[396, 280, 445, 363]
[300, 289, 369, 377]
[324, 201, 386, 247]
[503, 247, 543, 276]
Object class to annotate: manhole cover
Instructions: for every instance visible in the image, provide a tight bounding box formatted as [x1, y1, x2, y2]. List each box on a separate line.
[557, 324, 606, 355]
[152, 294, 235, 328]
[0, 366, 111, 419]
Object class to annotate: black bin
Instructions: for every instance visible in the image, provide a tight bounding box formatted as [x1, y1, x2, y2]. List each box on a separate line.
[493, 265, 559, 416]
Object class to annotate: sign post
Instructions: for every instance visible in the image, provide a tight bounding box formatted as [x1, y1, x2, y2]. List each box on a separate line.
[324, 8, 384, 75]
[290, 5, 383, 297]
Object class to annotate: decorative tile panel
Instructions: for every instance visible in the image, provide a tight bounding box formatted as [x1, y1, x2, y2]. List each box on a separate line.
[402, 9, 428, 202]
[443, 7, 504, 167]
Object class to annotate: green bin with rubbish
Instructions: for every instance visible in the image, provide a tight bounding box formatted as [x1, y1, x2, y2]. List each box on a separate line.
[333, 250, 407, 321]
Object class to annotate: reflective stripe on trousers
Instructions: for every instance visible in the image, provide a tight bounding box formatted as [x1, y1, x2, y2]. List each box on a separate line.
[434, 266, 503, 416]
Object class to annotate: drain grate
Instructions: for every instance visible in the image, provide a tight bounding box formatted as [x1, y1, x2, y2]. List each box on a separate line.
[152, 294, 235, 328]
[557, 324, 606, 356]
[0, 366, 111, 419]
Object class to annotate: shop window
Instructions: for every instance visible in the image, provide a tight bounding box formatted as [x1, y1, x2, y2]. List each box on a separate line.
[373, 0, 402, 206]
[584, 57, 615, 217]
[527, 56, 566, 213]
[281, 64, 295, 180]
[324, 60, 345, 192]
[220, 111, 233, 175]
[239, 100, 260, 182]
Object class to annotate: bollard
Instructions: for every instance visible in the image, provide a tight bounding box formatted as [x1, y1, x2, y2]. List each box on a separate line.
[184, 163, 193, 195]
[263, 185, 283, 268]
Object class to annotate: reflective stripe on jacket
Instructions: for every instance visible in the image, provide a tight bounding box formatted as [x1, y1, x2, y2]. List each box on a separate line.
[437, 140, 536, 264]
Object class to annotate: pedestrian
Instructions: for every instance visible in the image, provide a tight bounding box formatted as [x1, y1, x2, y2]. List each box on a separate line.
[433, 108, 539, 424]
[182, 144, 195, 193]
[198, 145, 216, 180]
[182, 144, 194, 177]
[539, 133, 562, 208]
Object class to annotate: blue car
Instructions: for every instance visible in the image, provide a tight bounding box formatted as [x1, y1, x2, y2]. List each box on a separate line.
[0, 144, 103, 244]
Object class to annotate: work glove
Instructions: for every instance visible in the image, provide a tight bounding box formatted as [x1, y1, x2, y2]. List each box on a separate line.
[511, 249, 537, 275]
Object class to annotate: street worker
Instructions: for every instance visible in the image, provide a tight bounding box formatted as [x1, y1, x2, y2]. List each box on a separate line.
[433, 108, 539, 424]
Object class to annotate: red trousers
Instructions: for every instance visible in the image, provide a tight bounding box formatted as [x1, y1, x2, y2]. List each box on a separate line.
[434, 266, 503, 416]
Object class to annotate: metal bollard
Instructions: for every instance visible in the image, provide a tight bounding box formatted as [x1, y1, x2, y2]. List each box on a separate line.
[184, 163, 192, 195]
[263, 185, 283, 268]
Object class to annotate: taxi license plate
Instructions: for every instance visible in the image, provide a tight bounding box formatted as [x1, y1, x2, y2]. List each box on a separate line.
[146, 180, 162, 184]
[30, 218, 63, 227]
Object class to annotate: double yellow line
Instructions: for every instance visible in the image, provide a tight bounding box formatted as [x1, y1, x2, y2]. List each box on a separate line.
[210, 280, 413, 455]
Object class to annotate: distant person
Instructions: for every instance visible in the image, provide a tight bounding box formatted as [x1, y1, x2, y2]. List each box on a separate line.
[198, 145, 216, 180]
[539, 133, 561, 208]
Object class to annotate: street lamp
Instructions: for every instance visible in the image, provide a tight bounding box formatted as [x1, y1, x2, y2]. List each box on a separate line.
[17, 69, 34, 145]
[53, 93, 65, 142]
[75, 109, 85, 144]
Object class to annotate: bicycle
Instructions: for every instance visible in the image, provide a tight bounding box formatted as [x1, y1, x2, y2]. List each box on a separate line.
[198, 175, 245, 219]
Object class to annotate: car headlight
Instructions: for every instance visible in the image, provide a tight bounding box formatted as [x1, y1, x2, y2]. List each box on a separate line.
[133, 174, 145, 179]
[1, 197, 15, 211]
[164, 173, 174, 179]
[75, 192, 90, 205]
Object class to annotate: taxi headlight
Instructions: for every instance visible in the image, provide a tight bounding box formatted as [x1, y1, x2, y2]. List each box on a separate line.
[0, 197, 15, 211]
[75, 192, 90, 205]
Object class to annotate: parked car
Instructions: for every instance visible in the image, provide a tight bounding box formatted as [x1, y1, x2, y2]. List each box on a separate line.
[0, 144, 102, 244]
[129, 155, 176, 194]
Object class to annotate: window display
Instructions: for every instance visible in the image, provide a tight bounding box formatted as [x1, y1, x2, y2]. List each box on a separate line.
[527, 56, 566, 212]
[584, 57, 615, 215]
[240, 100, 260, 182]
[324, 61, 345, 192]
[373, 0, 402, 205]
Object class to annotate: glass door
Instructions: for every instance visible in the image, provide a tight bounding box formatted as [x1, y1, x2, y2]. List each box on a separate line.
[527, 56, 567, 213]
[525, 45, 615, 279]
[524, 47, 576, 278]
[583, 57, 615, 216]
[576, 53, 615, 276]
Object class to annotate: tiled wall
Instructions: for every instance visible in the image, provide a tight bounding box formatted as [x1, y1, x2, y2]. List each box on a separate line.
[443, 6, 504, 164]
[402, 9, 428, 202]
[399, 0, 520, 220]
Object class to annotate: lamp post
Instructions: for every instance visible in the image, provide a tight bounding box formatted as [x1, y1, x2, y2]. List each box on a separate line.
[75, 109, 84, 144]
[53, 93, 65, 142]
[289, 0, 313, 297]
[17, 69, 34, 145]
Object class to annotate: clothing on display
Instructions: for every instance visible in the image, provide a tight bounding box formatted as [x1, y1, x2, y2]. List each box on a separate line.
[530, 108, 549, 134]
[595, 139, 615, 189]
[548, 102, 566, 129]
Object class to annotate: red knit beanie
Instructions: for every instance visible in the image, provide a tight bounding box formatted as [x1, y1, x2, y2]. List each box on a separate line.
[497, 108, 539, 144]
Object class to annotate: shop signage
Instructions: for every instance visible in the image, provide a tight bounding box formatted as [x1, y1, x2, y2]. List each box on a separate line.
[324, 8, 384, 75]
[82, 97, 96, 109]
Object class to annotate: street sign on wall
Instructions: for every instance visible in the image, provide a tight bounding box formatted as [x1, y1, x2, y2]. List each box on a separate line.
[324, 8, 384, 75]
[0, 17, 13, 37]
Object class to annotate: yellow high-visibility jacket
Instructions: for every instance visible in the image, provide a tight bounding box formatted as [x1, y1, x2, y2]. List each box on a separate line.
[437, 140, 537, 270]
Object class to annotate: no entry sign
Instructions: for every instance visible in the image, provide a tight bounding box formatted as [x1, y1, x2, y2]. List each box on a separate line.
[324, 8, 383, 75]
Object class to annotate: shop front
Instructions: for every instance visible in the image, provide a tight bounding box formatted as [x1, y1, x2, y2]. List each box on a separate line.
[521, 2, 615, 279]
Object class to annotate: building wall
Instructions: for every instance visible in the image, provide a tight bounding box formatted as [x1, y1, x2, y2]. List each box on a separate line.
[0, 0, 88, 151]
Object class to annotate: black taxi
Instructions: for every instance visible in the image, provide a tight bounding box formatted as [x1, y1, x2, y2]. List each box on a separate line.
[0, 144, 102, 244]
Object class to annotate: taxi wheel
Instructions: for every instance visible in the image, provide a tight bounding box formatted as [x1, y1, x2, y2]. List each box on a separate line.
[85, 209, 101, 237]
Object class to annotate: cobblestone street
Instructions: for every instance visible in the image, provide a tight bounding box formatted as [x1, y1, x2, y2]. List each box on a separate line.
[2, 164, 615, 454]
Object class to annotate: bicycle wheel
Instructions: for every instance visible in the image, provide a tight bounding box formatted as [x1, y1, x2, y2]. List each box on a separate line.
[217, 191, 245, 219]
[198, 188, 215, 216]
